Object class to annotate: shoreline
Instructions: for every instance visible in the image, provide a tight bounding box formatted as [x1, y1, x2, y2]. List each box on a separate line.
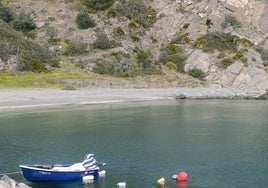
[0, 87, 266, 110]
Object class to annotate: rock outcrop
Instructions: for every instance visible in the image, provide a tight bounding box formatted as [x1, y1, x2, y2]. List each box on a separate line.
[0, 0, 267, 93]
[0, 175, 30, 188]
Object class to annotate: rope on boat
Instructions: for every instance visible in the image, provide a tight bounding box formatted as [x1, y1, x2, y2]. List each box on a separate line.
[0, 171, 21, 176]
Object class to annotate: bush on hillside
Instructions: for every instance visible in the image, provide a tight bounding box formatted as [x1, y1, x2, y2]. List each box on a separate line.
[136, 49, 160, 75]
[165, 61, 177, 71]
[80, 0, 114, 12]
[112, 26, 125, 37]
[256, 47, 268, 62]
[0, 20, 59, 70]
[188, 68, 206, 80]
[170, 33, 191, 44]
[18, 50, 47, 72]
[0, 3, 14, 23]
[136, 49, 152, 69]
[93, 52, 142, 77]
[221, 14, 242, 29]
[116, 0, 157, 28]
[64, 41, 88, 56]
[11, 13, 36, 33]
[193, 32, 239, 53]
[220, 57, 235, 68]
[92, 50, 160, 77]
[76, 11, 96, 29]
[159, 44, 187, 72]
[92, 29, 118, 49]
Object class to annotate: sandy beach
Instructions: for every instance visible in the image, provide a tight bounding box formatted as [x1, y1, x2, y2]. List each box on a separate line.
[0, 87, 263, 110]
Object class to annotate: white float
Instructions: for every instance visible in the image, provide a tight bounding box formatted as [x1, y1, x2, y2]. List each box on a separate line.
[117, 182, 126, 188]
[83, 175, 94, 183]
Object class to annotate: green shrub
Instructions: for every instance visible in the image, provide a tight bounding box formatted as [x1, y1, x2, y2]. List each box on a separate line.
[76, 11, 96, 29]
[0, 3, 14, 22]
[128, 22, 138, 30]
[233, 50, 248, 65]
[116, 0, 156, 28]
[239, 38, 254, 47]
[106, 7, 116, 18]
[11, 13, 36, 33]
[193, 32, 239, 53]
[193, 38, 207, 49]
[0, 20, 58, 69]
[93, 53, 141, 77]
[221, 14, 242, 29]
[256, 47, 268, 62]
[29, 59, 48, 73]
[80, 0, 114, 12]
[189, 68, 206, 80]
[64, 41, 88, 56]
[93, 50, 160, 76]
[217, 51, 226, 59]
[150, 35, 158, 43]
[62, 84, 76, 90]
[263, 61, 268, 67]
[220, 57, 235, 68]
[233, 51, 244, 60]
[116, 0, 147, 19]
[183, 23, 190, 29]
[18, 50, 47, 72]
[46, 27, 59, 41]
[136, 49, 152, 69]
[92, 29, 118, 49]
[165, 61, 177, 71]
[159, 44, 187, 72]
[112, 26, 125, 37]
[170, 33, 191, 44]
[130, 34, 141, 42]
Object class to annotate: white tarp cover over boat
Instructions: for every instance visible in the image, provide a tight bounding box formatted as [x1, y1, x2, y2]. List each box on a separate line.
[52, 153, 98, 171]
[82, 154, 98, 170]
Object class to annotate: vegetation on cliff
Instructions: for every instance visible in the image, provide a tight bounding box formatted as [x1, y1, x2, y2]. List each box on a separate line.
[0, 0, 267, 90]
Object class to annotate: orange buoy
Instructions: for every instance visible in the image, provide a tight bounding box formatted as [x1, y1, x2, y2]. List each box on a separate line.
[176, 171, 188, 181]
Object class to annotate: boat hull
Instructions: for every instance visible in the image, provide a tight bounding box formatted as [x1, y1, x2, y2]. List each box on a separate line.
[20, 165, 99, 182]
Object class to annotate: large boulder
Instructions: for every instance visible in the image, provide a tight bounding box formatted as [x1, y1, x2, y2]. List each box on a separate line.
[184, 50, 214, 73]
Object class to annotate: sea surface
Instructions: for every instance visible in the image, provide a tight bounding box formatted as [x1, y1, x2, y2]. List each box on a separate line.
[0, 100, 267, 188]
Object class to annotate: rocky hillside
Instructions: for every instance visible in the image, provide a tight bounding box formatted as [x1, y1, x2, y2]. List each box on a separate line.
[0, 0, 267, 93]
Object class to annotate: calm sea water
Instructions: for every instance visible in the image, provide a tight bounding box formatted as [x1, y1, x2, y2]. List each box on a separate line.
[0, 100, 267, 188]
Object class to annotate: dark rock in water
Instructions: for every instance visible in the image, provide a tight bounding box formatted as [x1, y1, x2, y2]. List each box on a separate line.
[258, 94, 268, 100]
[0, 175, 31, 188]
[175, 94, 187, 99]
[258, 90, 268, 100]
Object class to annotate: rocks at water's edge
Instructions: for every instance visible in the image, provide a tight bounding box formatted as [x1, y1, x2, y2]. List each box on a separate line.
[258, 90, 268, 100]
[0, 175, 31, 188]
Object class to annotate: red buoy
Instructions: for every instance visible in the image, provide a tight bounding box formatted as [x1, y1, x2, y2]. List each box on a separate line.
[177, 171, 188, 181]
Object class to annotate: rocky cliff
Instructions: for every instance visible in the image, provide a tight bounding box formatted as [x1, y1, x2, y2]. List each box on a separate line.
[0, 0, 267, 93]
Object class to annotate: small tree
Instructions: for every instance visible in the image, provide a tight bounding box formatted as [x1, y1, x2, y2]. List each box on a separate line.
[76, 11, 96, 29]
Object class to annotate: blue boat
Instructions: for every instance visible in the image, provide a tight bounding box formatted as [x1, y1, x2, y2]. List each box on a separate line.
[20, 154, 103, 182]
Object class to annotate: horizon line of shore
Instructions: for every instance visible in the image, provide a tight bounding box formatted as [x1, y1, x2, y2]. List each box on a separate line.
[0, 87, 267, 110]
